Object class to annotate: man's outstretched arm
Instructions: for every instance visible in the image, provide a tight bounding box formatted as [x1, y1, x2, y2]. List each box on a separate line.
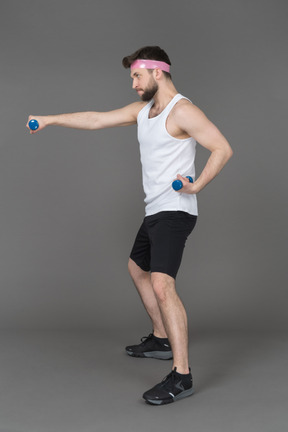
[26, 102, 145, 134]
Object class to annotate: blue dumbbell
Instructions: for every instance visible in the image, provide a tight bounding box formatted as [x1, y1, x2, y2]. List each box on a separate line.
[28, 119, 39, 130]
[172, 176, 193, 191]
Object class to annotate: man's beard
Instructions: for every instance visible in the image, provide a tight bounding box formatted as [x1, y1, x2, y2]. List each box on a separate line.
[140, 79, 159, 101]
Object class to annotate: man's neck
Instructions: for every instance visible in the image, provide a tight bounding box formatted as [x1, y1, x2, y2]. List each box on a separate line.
[152, 81, 178, 111]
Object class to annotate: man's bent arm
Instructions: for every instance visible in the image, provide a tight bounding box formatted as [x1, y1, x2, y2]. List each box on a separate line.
[26, 102, 145, 134]
[175, 102, 233, 194]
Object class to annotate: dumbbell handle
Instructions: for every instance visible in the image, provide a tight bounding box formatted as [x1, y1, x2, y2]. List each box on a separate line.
[172, 176, 193, 191]
[28, 119, 39, 130]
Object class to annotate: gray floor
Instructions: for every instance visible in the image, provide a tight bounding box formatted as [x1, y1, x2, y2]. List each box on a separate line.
[0, 329, 287, 432]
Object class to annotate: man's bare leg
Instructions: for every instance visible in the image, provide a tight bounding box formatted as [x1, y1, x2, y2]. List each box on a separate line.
[128, 258, 167, 338]
[128, 259, 189, 372]
[151, 272, 189, 374]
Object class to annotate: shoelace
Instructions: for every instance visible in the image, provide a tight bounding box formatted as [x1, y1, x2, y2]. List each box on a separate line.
[160, 367, 178, 391]
[140, 333, 154, 344]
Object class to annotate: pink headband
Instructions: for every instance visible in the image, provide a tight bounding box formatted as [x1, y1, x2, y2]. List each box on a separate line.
[130, 59, 170, 73]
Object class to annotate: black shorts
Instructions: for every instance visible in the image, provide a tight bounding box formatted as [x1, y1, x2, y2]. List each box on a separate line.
[129, 211, 197, 279]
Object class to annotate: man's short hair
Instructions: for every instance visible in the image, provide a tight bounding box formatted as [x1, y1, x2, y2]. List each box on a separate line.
[122, 46, 172, 79]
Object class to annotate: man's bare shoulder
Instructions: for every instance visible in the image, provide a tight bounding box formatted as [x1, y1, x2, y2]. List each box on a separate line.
[172, 98, 207, 124]
[173, 98, 199, 116]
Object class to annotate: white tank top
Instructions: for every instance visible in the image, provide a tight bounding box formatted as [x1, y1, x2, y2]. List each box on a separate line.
[137, 93, 198, 216]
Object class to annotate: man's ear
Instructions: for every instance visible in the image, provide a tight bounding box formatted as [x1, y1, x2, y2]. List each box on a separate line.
[153, 68, 163, 81]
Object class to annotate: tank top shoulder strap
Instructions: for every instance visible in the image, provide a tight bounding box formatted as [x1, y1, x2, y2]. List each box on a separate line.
[162, 93, 190, 119]
[137, 100, 153, 122]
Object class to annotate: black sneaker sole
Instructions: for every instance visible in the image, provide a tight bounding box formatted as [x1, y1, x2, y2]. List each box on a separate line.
[126, 350, 173, 360]
[144, 387, 195, 405]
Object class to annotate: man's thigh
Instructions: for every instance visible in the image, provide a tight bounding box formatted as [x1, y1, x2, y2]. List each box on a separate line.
[147, 211, 197, 279]
[129, 220, 151, 272]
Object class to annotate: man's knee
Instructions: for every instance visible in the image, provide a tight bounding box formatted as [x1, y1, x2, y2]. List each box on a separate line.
[151, 272, 175, 303]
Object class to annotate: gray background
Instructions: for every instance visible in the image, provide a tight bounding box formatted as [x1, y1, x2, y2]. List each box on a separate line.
[0, 0, 287, 332]
[0, 1, 287, 431]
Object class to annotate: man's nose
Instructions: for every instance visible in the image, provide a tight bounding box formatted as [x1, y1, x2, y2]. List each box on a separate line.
[132, 79, 138, 89]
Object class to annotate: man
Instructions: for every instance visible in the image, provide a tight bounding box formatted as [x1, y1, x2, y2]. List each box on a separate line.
[27, 46, 233, 405]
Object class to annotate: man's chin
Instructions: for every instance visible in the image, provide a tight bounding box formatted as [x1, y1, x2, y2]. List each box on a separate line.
[141, 93, 153, 102]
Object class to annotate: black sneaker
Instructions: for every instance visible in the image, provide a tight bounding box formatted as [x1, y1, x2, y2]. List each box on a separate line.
[125, 333, 173, 360]
[143, 367, 194, 405]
